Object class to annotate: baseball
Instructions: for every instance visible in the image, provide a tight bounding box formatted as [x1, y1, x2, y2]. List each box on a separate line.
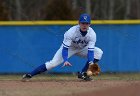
[87, 71, 93, 76]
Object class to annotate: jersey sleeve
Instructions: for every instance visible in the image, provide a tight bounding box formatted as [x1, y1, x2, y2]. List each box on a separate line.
[62, 28, 74, 48]
[88, 29, 96, 51]
[62, 46, 68, 62]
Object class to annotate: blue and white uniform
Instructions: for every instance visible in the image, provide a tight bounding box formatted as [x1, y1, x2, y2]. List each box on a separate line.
[23, 13, 103, 79]
[45, 25, 103, 70]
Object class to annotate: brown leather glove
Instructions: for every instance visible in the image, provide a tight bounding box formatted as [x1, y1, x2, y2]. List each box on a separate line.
[87, 62, 101, 76]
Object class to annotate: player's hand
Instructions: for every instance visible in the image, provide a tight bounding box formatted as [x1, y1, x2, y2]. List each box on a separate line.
[62, 61, 72, 67]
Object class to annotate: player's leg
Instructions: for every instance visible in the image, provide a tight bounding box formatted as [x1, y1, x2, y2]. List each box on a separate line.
[22, 64, 47, 81]
[76, 47, 103, 81]
[45, 46, 78, 70]
[77, 46, 103, 72]
[22, 45, 78, 81]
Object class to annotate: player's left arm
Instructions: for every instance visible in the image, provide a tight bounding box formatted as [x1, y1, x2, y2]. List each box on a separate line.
[87, 49, 94, 63]
[86, 30, 100, 76]
[87, 30, 96, 63]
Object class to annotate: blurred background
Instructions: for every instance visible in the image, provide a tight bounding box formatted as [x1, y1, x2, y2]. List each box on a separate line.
[0, 0, 140, 21]
[0, 0, 140, 73]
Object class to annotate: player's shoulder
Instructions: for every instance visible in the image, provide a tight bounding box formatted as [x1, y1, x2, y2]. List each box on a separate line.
[68, 25, 79, 31]
[87, 27, 96, 41]
[65, 25, 79, 34]
[88, 26, 95, 32]
[88, 27, 96, 35]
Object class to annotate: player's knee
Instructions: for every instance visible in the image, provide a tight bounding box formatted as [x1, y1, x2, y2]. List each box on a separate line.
[96, 48, 103, 56]
[98, 49, 103, 59]
[45, 60, 61, 70]
[94, 48, 103, 60]
[99, 49, 103, 56]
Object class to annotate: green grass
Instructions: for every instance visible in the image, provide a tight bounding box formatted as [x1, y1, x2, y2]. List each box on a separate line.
[0, 73, 140, 81]
[94, 73, 140, 80]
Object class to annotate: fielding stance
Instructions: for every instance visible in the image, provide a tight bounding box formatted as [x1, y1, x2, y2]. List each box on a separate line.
[22, 13, 103, 81]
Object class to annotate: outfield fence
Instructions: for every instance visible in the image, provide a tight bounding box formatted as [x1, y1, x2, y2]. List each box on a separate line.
[0, 20, 140, 73]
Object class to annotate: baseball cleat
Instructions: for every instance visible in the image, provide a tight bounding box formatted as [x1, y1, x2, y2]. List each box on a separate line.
[77, 72, 93, 81]
[22, 74, 32, 82]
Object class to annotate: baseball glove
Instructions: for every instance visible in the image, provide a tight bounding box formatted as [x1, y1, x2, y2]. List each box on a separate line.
[87, 62, 101, 76]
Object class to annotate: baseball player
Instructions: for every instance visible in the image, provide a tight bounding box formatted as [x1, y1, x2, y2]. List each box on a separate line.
[22, 13, 103, 81]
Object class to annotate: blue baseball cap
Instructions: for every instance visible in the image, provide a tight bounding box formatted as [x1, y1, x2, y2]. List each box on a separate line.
[79, 13, 91, 23]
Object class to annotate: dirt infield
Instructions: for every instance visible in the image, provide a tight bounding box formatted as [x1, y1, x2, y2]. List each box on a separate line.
[74, 81, 140, 96]
[0, 79, 140, 96]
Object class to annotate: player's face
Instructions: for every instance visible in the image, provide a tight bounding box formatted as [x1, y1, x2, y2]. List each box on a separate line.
[79, 22, 90, 31]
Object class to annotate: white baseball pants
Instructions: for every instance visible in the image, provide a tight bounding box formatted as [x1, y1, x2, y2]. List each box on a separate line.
[45, 45, 103, 70]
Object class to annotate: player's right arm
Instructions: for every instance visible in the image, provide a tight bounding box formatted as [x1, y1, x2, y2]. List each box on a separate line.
[62, 46, 72, 67]
[61, 27, 74, 67]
